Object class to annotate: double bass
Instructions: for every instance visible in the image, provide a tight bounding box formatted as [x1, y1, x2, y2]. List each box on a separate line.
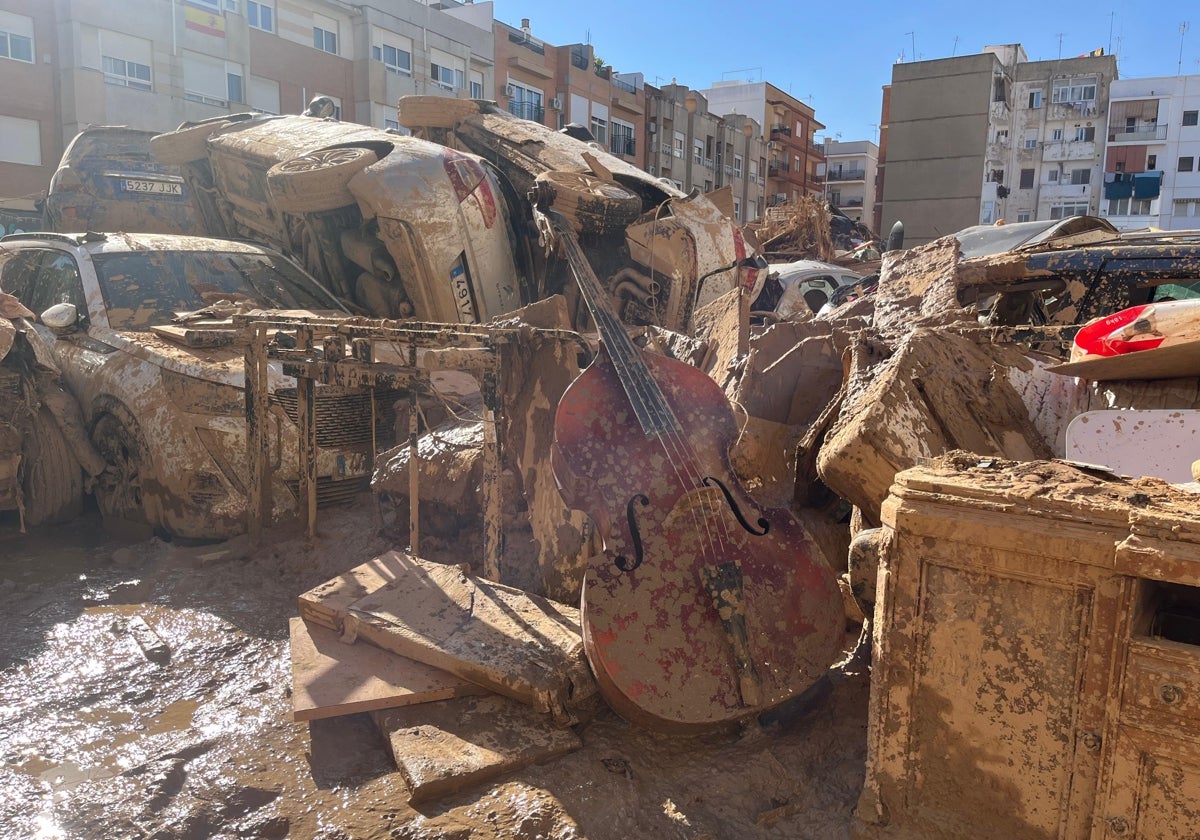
[546, 208, 844, 733]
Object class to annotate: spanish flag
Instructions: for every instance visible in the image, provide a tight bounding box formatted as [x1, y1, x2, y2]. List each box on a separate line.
[184, 5, 226, 37]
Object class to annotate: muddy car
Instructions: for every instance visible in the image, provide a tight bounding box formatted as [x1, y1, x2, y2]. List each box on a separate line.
[149, 101, 764, 332]
[759, 259, 865, 317]
[0, 232, 390, 539]
[44, 127, 197, 235]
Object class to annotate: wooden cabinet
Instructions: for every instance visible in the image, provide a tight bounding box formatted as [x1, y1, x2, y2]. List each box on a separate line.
[853, 459, 1200, 840]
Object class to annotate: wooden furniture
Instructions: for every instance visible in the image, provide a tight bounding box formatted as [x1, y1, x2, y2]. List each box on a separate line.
[853, 457, 1200, 840]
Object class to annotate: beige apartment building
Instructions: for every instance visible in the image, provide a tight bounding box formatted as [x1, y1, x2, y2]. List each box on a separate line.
[644, 83, 766, 223]
[822, 139, 877, 225]
[880, 44, 1118, 246]
[0, 0, 494, 208]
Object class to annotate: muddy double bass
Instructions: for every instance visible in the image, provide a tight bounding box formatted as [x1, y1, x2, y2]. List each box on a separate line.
[546, 209, 844, 733]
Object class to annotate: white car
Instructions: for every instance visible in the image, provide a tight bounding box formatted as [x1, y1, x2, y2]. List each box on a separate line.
[0, 231, 389, 539]
[762, 259, 865, 317]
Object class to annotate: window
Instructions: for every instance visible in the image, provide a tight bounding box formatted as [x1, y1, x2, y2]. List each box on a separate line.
[470, 71, 483, 100]
[372, 42, 411, 76]
[590, 116, 607, 145]
[693, 139, 703, 164]
[247, 75, 279, 114]
[385, 118, 399, 131]
[733, 155, 743, 178]
[1024, 129, 1038, 149]
[0, 115, 40, 165]
[1028, 90, 1043, 109]
[1016, 212, 1031, 223]
[0, 11, 34, 63]
[1050, 201, 1090, 219]
[610, 120, 635, 157]
[982, 200, 996, 224]
[1052, 78, 1097, 103]
[506, 82, 543, 122]
[1051, 128, 1064, 141]
[1115, 162, 1125, 173]
[987, 169, 1004, 183]
[183, 52, 242, 107]
[430, 49, 464, 90]
[1019, 169, 1035, 189]
[1070, 168, 1091, 185]
[313, 14, 337, 55]
[1048, 170, 1060, 183]
[673, 134, 684, 158]
[103, 55, 151, 91]
[993, 78, 1006, 103]
[227, 72, 243, 104]
[1185, 110, 1199, 127]
[733, 199, 741, 221]
[1181, 156, 1195, 172]
[1074, 126, 1095, 142]
[1108, 197, 1153, 215]
[1148, 154, 1158, 169]
[994, 129, 1009, 144]
[247, 0, 274, 32]
[224, 0, 239, 10]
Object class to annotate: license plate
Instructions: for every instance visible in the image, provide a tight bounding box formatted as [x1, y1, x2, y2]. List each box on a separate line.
[120, 178, 183, 196]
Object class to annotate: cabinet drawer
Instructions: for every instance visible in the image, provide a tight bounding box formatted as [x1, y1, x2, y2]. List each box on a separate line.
[1124, 645, 1200, 726]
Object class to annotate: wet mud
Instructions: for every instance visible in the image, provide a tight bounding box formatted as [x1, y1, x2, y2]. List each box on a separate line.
[0, 504, 867, 839]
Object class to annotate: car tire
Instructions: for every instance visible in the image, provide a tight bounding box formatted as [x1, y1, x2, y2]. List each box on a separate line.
[533, 170, 642, 235]
[90, 409, 154, 533]
[22, 407, 83, 527]
[266, 147, 378, 214]
[149, 120, 232, 165]
[396, 96, 481, 129]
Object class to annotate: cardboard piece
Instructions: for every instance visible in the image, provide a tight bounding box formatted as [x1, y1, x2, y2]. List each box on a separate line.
[372, 693, 581, 804]
[298, 551, 598, 722]
[1049, 339, 1200, 381]
[289, 617, 484, 722]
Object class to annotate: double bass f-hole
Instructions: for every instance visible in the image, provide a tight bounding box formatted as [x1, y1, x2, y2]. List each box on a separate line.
[703, 476, 770, 536]
[615, 494, 650, 572]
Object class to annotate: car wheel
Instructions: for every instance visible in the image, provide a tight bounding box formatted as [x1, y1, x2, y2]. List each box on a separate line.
[266, 147, 378, 214]
[90, 410, 154, 532]
[396, 96, 481, 129]
[533, 170, 642, 235]
[21, 406, 83, 527]
[149, 120, 232, 165]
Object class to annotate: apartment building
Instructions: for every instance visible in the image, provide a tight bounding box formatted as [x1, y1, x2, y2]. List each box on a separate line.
[704, 80, 824, 207]
[643, 83, 766, 222]
[1101, 74, 1200, 231]
[0, 0, 494, 203]
[822, 139, 877, 225]
[493, 18, 645, 169]
[880, 44, 1117, 246]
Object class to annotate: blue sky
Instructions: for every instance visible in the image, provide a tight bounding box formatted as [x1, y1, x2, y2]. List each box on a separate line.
[490, 0, 1200, 145]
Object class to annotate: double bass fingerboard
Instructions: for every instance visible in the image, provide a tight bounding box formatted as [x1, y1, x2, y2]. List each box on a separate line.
[548, 211, 683, 441]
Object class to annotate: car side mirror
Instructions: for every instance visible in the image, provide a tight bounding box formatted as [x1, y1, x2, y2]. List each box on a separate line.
[41, 302, 78, 331]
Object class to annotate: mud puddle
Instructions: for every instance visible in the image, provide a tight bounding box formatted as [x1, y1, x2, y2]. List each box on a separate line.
[0, 505, 866, 839]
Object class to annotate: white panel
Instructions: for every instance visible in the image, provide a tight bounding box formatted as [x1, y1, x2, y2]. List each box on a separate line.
[570, 93, 588, 124]
[0, 10, 34, 39]
[183, 51, 226, 100]
[591, 101, 608, 121]
[248, 75, 280, 114]
[99, 29, 151, 63]
[0, 116, 40, 166]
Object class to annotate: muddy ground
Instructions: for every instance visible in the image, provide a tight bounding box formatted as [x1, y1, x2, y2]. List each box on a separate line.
[0, 500, 867, 840]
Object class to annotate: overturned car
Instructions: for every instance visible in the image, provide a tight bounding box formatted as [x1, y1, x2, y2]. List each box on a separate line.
[0, 232, 391, 539]
[149, 99, 765, 332]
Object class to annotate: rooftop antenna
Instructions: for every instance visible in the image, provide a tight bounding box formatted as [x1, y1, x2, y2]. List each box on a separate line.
[869, 123, 879, 143]
[1057, 32, 1065, 59]
[1108, 11, 1115, 55]
[906, 31, 916, 62]
[952, 35, 959, 56]
[1179, 22, 1189, 75]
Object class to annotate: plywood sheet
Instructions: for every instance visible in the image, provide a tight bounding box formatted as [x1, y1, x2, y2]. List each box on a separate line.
[1065, 409, 1200, 483]
[289, 617, 484, 722]
[372, 693, 581, 804]
[298, 551, 598, 722]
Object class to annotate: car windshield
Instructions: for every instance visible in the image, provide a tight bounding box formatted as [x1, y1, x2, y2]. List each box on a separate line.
[92, 249, 340, 329]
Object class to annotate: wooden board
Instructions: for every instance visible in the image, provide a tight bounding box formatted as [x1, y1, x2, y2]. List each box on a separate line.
[298, 551, 598, 722]
[150, 323, 237, 348]
[1049, 340, 1200, 381]
[289, 617, 485, 722]
[372, 693, 581, 804]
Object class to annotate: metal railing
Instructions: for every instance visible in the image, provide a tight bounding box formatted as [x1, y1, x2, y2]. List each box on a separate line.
[613, 77, 636, 94]
[770, 125, 791, 137]
[610, 136, 636, 157]
[826, 169, 865, 182]
[508, 101, 545, 123]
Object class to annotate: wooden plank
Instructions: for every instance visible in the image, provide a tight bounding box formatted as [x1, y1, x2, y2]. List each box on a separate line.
[151, 323, 237, 348]
[289, 617, 485, 722]
[298, 551, 598, 722]
[372, 693, 581, 804]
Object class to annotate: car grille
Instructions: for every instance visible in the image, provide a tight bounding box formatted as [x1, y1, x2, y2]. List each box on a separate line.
[272, 386, 402, 452]
[285, 475, 371, 508]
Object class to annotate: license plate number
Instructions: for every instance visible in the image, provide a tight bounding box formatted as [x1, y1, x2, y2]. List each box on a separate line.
[121, 178, 183, 196]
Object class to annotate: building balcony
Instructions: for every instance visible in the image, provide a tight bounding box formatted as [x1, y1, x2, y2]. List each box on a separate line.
[770, 125, 792, 138]
[1039, 182, 1092, 200]
[508, 101, 545, 123]
[1050, 101, 1099, 120]
[1108, 125, 1168, 143]
[1042, 140, 1097, 162]
[826, 169, 866, 182]
[768, 160, 790, 174]
[610, 136, 636, 157]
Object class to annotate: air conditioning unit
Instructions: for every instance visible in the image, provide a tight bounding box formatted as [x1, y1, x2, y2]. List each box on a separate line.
[549, 97, 563, 110]
[504, 84, 516, 98]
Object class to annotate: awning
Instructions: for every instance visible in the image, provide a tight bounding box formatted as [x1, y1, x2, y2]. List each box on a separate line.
[1105, 177, 1133, 199]
[1134, 171, 1163, 199]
